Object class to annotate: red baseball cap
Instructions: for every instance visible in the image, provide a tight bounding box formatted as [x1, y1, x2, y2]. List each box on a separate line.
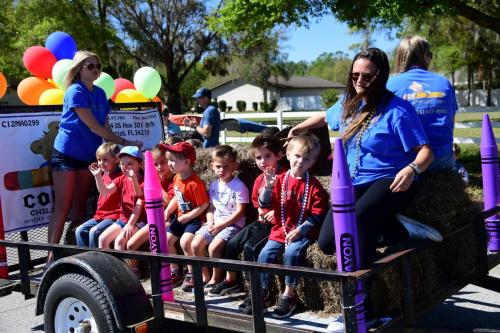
[159, 142, 196, 164]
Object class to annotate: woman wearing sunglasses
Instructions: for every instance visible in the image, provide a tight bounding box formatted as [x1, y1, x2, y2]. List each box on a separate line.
[47, 51, 142, 262]
[387, 36, 457, 171]
[289, 48, 439, 264]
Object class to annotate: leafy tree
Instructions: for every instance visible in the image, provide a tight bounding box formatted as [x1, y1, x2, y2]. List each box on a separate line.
[211, 0, 500, 39]
[110, 0, 228, 113]
[320, 88, 339, 108]
[0, 0, 130, 84]
[235, 32, 290, 103]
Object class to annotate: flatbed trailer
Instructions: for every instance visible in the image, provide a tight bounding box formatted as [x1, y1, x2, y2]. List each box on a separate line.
[1, 205, 500, 333]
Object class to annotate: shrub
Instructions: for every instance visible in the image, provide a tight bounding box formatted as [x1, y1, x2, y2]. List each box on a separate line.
[259, 102, 270, 112]
[236, 100, 246, 112]
[218, 100, 227, 112]
[270, 99, 278, 112]
[252, 102, 258, 111]
[227, 106, 233, 112]
[321, 89, 339, 108]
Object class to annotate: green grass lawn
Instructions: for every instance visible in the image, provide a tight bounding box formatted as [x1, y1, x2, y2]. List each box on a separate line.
[455, 111, 500, 122]
[454, 127, 500, 137]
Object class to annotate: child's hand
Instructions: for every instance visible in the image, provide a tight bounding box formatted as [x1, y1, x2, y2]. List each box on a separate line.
[262, 210, 275, 224]
[123, 165, 137, 180]
[286, 229, 301, 243]
[209, 223, 222, 236]
[122, 224, 135, 240]
[89, 162, 102, 176]
[177, 215, 188, 225]
[264, 166, 277, 189]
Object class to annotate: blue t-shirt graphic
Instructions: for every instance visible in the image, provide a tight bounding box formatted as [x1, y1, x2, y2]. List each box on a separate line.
[54, 81, 110, 162]
[326, 95, 428, 186]
[387, 68, 457, 161]
[200, 104, 220, 148]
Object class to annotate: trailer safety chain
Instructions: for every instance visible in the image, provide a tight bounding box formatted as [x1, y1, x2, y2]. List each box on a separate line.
[339, 293, 366, 310]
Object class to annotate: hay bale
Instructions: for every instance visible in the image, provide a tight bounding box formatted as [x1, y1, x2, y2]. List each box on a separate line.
[192, 144, 486, 316]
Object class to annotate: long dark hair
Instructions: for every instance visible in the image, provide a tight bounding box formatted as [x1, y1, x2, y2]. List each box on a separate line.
[341, 48, 391, 142]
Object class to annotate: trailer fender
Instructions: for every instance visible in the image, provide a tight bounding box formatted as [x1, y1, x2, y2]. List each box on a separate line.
[36, 251, 153, 330]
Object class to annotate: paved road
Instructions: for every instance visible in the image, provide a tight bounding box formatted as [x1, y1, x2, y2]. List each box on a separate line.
[0, 265, 499, 332]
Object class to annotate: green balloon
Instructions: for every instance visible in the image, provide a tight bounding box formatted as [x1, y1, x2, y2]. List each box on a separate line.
[94, 72, 115, 99]
[51, 59, 73, 90]
[134, 66, 161, 99]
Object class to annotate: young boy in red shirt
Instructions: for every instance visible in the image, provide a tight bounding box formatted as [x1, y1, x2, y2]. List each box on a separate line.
[241, 134, 329, 318]
[161, 142, 210, 291]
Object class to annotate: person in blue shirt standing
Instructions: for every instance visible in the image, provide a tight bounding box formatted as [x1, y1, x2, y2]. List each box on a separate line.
[47, 51, 142, 262]
[186, 87, 220, 148]
[387, 36, 458, 171]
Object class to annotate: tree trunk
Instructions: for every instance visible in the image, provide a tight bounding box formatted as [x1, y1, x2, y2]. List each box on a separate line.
[467, 65, 472, 106]
[451, 71, 455, 86]
[165, 85, 183, 115]
[450, 0, 500, 35]
[263, 83, 268, 104]
[487, 64, 492, 106]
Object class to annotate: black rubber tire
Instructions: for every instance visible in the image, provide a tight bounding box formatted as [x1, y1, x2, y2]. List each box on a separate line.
[43, 273, 119, 333]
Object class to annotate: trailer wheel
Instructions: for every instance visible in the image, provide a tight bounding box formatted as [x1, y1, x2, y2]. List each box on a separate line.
[44, 273, 120, 333]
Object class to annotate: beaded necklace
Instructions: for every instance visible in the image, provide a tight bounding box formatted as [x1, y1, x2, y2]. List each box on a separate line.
[280, 170, 310, 247]
[349, 108, 376, 179]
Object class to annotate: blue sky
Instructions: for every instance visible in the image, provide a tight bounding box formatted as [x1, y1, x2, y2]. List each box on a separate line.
[282, 15, 400, 63]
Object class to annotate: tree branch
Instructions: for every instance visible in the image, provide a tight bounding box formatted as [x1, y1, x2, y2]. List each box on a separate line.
[450, 0, 500, 35]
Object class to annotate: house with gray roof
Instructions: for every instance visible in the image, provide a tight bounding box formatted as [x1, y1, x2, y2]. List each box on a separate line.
[210, 76, 345, 111]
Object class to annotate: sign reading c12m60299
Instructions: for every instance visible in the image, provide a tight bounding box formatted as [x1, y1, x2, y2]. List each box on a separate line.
[0, 106, 163, 234]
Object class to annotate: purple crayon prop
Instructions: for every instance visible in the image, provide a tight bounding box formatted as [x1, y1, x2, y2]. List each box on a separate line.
[144, 151, 175, 302]
[480, 114, 500, 252]
[331, 138, 366, 333]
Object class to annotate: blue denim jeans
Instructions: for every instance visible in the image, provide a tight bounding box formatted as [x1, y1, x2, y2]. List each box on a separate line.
[257, 237, 311, 289]
[76, 218, 115, 247]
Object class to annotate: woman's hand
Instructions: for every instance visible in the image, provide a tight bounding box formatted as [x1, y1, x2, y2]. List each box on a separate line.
[390, 166, 415, 192]
[126, 140, 143, 148]
[264, 166, 277, 189]
[89, 162, 102, 176]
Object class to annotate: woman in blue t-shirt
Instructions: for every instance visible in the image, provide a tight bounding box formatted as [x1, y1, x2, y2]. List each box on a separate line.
[387, 36, 457, 171]
[289, 48, 438, 265]
[47, 51, 142, 261]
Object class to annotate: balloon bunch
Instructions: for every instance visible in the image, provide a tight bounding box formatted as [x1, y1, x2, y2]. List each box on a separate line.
[16, 31, 162, 105]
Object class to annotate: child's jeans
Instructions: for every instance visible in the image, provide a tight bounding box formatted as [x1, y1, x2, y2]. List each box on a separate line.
[257, 237, 311, 289]
[76, 218, 115, 247]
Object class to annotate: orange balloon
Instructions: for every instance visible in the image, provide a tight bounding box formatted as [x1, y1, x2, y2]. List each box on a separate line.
[151, 95, 163, 111]
[0, 72, 6, 99]
[17, 77, 55, 105]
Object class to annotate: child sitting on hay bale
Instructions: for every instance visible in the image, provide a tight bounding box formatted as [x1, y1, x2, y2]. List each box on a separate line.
[241, 134, 329, 319]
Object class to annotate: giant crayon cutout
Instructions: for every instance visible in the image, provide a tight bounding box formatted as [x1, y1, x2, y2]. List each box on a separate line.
[480, 114, 500, 252]
[331, 138, 366, 332]
[144, 151, 175, 301]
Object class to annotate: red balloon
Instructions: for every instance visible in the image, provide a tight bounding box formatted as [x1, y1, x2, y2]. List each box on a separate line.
[23, 46, 57, 78]
[111, 78, 135, 102]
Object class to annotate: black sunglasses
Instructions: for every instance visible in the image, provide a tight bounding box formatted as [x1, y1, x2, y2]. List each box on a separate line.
[351, 72, 375, 83]
[83, 63, 102, 71]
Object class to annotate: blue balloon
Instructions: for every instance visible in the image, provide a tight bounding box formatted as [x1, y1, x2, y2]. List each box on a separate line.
[45, 31, 77, 60]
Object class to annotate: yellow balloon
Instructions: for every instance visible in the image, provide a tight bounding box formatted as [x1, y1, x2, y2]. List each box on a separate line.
[39, 88, 64, 105]
[115, 89, 148, 103]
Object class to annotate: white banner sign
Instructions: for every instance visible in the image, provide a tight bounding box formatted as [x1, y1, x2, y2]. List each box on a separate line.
[0, 107, 163, 233]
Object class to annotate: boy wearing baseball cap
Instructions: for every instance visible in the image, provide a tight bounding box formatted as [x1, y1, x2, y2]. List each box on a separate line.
[160, 142, 209, 291]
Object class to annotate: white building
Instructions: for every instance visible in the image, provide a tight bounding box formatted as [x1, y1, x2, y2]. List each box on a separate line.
[211, 76, 345, 111]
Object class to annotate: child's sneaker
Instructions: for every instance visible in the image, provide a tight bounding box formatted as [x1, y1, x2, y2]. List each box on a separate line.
[208, 280, 242, 296]
[171, 270, 184, 286]
[272, 295, 298, 319]
[239, 289, 269, 315]
[181, 274, 194, 292]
